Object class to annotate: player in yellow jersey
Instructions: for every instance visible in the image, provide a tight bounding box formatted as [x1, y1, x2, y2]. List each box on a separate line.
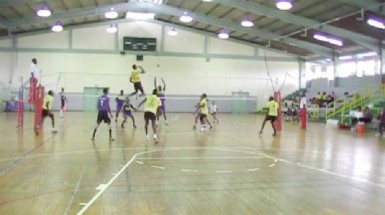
[196, 93, 212, 132]
[34, 90, 56, 135]
[138, 89, 162, 143]
[129, 64, 146, 97]
[259, 96, 279, 136]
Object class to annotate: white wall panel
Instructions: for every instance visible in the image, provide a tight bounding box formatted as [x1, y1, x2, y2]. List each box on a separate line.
[164, 27, 204, 53]
[72, 26, 116, 50]
[17, 31, 69, 49]
[208, 36, 254, 56]
[0, 39, 12, 48]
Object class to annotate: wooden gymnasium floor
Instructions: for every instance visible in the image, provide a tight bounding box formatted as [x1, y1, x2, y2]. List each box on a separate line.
[0, 111, 385, 215]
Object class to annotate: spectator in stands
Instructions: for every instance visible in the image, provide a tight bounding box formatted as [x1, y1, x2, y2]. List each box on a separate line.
[359, 106, 373, 124]
[376, 107, 385, 137]
[351, 106, 362, 127]
[316, 92, 322, 106]
[321, 92, 327, 107]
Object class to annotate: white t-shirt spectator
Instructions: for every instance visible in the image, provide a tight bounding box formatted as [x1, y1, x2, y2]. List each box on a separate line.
[30, 63, 40, 80]
[209, 103, 218, 114]
[300, 96, 307, 108]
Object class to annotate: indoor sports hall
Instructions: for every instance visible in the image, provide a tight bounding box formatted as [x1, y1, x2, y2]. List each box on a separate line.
[1, 0, 385, 214]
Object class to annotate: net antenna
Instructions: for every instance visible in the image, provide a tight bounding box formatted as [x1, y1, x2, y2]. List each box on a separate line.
[262, 49, 292, 92]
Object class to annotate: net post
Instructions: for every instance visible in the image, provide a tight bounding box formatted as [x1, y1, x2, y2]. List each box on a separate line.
[17, 77, 24, 128]
[274, 91, 282, 131]
[34, 85, 45, 128]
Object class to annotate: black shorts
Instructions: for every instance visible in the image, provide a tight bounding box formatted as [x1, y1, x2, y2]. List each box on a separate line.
[42, 109, 53, 118]
[199, 113, 207, 122]
[134, 82, 144, 93]
[97, 111, 111, 124]
[265, 115, 277, 122]
[61, 100, 66, 108]
[144, 111, 156, 121]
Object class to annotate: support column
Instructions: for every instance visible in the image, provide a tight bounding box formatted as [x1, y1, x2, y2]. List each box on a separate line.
[299, 58, 306, 89]
[331, 51, 340, 88]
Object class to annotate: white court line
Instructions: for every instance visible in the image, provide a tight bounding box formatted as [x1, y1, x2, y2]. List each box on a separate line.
[268, 163, 276, 168]
[63, 166, 85, 215]
[216, 170, 233, 173]
[76, 149, 163, 215]
[152, 165, 165, 170]
[135, 160, 144, 164]
[248, 168, 261, 172]
[258, 152, 385, 189]
[181, 169, 198, 173]
[138, 156, 266, 160]
[296, 162, 385, 189]
[173, 115, 179, 121]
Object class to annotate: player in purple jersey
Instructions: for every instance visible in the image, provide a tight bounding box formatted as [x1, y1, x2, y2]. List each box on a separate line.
[92, 88, 114, 141]
[154, 77, 168, 125]
[120, 96, 138, 129]
[115, 90, 126, 122]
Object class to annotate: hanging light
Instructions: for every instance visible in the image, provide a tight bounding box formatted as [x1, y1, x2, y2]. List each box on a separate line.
[105, 7, 118, 19]
[367, 17, 385, 29]
[106, 24, 118, 33]
[313, 33, 343, 47]
[218, 29, 229, 39]
[179, 11, 193, 23]
[51, 21, 63, 32]
[275, 0, 293, 10]
[36, 5, 51, 17]
[241, 16, 254, 27]
[202, 0, 213, 2]
[168, 27, 178, 36]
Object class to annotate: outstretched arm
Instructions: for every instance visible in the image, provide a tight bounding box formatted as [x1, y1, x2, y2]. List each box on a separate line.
[138, 66, 145, 74]
[161, 78, 166, 91]
[154, 77, 157, 89]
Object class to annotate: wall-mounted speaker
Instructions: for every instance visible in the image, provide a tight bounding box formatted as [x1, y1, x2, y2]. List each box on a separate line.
[136, 54, 143, 61]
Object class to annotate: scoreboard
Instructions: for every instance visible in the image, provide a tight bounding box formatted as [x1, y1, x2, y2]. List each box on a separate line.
[123, 37, 157, 51]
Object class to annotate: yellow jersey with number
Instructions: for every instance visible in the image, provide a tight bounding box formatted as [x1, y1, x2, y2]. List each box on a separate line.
[130, 69, 141, 83]
[145, 95, 161, 114]
[43, 95, 54, 110]
[267, 100, 278, 116]
[200, 98, 209, 115]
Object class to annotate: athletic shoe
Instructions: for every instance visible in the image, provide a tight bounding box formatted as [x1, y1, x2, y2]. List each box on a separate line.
[51, 128, 58, 133]
[133, 124, 137, 128]
[109, 137, 115, 141]
[91, 137, 95, 141]
[209, 125, 213, 130]
[258, 130, 262, 134]
[193, 125, 196, 130]
[153, 135, 159, 143]
[164, 121, 169, 126]
[115, 119, 118, 123]
[146, 135, 150, 141]
[272, 132, 277, 136]
[121, 124, 125, 129]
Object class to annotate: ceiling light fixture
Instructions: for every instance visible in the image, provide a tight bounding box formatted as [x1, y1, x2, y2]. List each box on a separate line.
[367, 17, 385, 29]
[168, 27, 178, 36]
[106, 24, 118, 33]
[202, 0, 213, 2]
[218, 29, 229, 39]
[313, 33, 343, 47]
[179, 11, 193, 23]
[105, 7, 118, 19]
[51, 21, 63, 32]
[36, 5, 51, 17]
[241, 16, 254, 27]
[125, 12, 155, 20]
[275, 0, 293, 10]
